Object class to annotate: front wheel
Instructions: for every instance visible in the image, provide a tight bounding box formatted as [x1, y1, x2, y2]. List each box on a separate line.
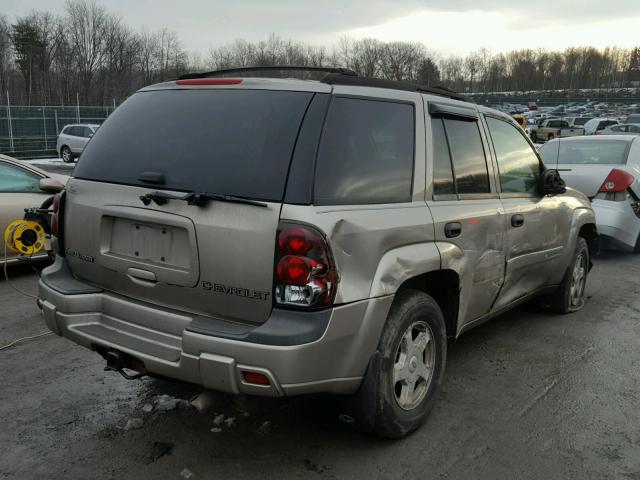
[546, 237, 590, 313]
[370, 290, 447, 438]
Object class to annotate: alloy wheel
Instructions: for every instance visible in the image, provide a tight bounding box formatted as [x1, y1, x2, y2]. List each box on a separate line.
[392, 320, 435, 411]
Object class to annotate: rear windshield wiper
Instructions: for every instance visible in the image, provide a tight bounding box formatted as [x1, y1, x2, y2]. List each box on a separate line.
[140, 191, 268, 208]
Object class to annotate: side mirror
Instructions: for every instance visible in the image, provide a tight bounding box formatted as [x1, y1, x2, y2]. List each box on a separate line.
[538, 169, 566, 196]
[39, 177, 65, 194]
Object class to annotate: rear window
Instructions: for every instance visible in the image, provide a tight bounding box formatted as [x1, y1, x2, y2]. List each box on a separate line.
[573, 117, 590, 126]
[598, 120, 617, 130]
[73, 89, 313, 202]
[314, 97, 414, 205]
[538, 140, 629, 165]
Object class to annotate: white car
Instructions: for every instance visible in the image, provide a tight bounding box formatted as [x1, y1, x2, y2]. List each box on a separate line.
[56, 124, 100, 163]
[601, 123, 640, 136]
[538, 136, 640, 252]
[0, 155, 67, 264]
[583, 118, 619, 135]
[565, 116, 593, 128]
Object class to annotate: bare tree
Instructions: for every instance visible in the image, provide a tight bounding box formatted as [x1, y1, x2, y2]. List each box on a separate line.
[1, 1, 639, 108]
[65, 0, 109, 102]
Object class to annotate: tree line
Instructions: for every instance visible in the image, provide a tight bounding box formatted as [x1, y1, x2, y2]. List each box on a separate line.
[1, 0, 639, 107]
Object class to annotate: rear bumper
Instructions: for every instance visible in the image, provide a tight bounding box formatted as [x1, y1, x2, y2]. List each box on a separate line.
[38, 258, 393, 396]
[592, 199, 640, 252]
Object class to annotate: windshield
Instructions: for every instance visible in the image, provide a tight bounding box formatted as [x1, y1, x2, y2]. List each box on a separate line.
[538, 140, 629, 165]
[73, 89, 313, 201]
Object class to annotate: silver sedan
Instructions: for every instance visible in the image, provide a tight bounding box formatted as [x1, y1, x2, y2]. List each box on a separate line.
[539, 135, 640, 252]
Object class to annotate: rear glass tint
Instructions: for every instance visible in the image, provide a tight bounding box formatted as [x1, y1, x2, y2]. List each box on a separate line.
[73, 89, 313, 202]
[538, 140, 629, 165]
[314, 97, 414, 205]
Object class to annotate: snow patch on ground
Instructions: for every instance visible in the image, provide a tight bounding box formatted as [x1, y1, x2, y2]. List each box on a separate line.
[23, 158, 67, 166]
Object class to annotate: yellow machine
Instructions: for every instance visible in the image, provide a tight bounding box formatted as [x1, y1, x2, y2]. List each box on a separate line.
[3, 219, 47, 256]
[513, 114, 527, 129]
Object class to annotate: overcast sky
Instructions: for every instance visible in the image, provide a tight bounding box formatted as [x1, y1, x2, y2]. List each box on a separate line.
[4, 0, 640, 55]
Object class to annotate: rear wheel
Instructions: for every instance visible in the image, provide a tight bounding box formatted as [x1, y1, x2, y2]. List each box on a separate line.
[61, 146, 73, 163]
[546, 237, 589, 313]
[369, 290, 447, 438]
[530, 131, 538, 142]
[547, 133, 555, 141]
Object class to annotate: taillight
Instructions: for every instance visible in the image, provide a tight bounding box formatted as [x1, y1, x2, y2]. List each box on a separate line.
[50, 193, 61, 237]
[599, 168, 634, 193]
[274, 223, 337, 308]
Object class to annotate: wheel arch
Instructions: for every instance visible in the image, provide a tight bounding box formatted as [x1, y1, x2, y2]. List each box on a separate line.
[578, 222, 599, 265]
[568, 207, 598, 270]
[368, 242, 462, 339]
[396, 270, 460, 339]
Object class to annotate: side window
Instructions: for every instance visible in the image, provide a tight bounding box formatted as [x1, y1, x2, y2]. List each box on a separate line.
[443, 118, 490, 194]
[314, 97, 414, 205]
[0, 162, 42, 193]
[547, 120, 559, 128]
[61, 126, 72, 135]
[431, 118, 455, 195]
[67, 126, 79, 136]
[82, 127, 92, 138]
[486, 117, 541, 194]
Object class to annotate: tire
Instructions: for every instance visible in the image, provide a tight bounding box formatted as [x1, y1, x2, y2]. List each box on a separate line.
[633, 233, 640, 254]
[547, 133, 554, 141]
[369, 290, 447, 438]
[61, 146, 73, 163]
[546, 237, 590, 313]
[531, 131, 538, 143]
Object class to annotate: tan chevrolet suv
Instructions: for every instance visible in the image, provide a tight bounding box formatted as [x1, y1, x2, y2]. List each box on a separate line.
[38, 67, 598, 438]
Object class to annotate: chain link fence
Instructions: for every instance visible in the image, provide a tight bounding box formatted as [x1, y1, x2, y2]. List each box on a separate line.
[0, 105, 116, 159]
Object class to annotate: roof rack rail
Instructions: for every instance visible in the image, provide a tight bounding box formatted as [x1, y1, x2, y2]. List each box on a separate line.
[178, 65, 358, 80]
[177, 65, 472, 103]
[320, 73, 473, 103]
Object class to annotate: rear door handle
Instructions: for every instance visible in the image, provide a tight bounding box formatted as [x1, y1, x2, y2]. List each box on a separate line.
[511, 214, 524, 227]
[444, 222, 462, 238]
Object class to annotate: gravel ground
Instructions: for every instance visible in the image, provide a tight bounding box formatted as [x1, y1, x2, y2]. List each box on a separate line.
[1, 252, 640, 479]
